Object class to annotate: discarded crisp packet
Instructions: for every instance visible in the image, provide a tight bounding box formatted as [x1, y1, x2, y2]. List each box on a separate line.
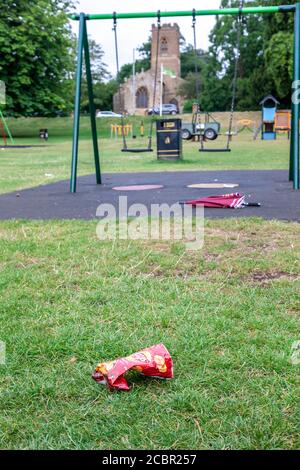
[92, 343, 173, 391]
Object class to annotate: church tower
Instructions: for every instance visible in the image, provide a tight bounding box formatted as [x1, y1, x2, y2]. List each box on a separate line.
[151, 23, 181, 78]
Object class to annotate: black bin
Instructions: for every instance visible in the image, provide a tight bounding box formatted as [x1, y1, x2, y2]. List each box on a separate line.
[156, 118, 182, 160]
[39, 128, 48, 140]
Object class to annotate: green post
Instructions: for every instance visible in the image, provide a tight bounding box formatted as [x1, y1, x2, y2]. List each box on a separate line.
[70, 13, 85, 193]
[291, 3, 300, 189]
[83, 22, 101, 184]
[0, 109, 14, 144]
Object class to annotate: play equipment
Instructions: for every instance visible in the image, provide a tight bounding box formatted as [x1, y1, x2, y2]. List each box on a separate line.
[110, 124, 133, 139]
[113, 13, 160, 154]
[112, 184, 164, 191]
[182, 104, 221, 142]
[275, 110, 291, 138]
[140, 121, 145, 137]
[259, 95, 280, 140]
[187, 183, 239, 189]
[70, 4, 300, 192]
[0, 109, 14, 146]
[237, 119, 256, 134]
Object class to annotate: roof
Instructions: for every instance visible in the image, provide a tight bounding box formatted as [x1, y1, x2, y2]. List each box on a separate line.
[259, 95, 280, 106]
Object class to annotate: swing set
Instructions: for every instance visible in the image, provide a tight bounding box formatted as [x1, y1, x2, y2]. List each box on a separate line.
[113, 12, 160, 153]
[181, 2, 243, 152]
[70, 4, 300, 193]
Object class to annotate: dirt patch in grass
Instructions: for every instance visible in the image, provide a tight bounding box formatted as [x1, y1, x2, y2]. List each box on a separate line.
[139, 264, 212, 280]
[287, 305, 300, 316]
[248, 269, 300, 285]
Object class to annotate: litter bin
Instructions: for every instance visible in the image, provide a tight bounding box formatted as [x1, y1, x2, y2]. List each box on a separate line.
[39, 128, 48, 141]
[156, 118, 182, 160]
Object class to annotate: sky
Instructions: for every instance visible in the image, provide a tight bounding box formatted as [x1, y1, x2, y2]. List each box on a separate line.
[72, 0, 221, 76]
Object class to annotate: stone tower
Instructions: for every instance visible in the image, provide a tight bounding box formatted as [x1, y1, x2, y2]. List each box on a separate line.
[113, 23, 184, 115]
[151, 23, 181, 78]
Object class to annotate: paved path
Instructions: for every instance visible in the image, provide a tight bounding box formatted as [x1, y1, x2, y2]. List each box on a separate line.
[0, 170, 299, 221]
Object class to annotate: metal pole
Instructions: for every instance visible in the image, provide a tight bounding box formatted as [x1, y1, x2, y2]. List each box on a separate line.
[291, 3, 300, 189]
[160, 64, 163, 116]
[83, 21, 101, 185]
[0, 109, 14, 144]
[132, 49, 136, 115]
[71, 6, 293, 21]
[70, 13, 85, 193]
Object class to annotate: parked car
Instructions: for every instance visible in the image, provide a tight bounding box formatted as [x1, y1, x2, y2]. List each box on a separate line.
[96, 111, 122, 118]
[148, 104, 179, 115]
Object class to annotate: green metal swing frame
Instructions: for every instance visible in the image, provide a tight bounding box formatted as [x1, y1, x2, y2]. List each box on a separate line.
[0, 109, 14, 145]
[70, 4, 300, 192]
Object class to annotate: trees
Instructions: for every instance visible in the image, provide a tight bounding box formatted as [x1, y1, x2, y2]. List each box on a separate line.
[81, 80, 118, 113]
[180, 44, 209, 79]
[0, 1, 114, 115]
[197, 0, 296, 111]
[2, 0, 294, 116]
[0, 0, 76, 116]
[199, 0, 271, 111]
[261, 0, 295, 103]
[80, 38, 115, 113]
[83, 38, 111, 84]
[117, 38, 152, 84]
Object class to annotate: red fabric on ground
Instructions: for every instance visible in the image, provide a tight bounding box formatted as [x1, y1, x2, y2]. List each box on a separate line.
[184, 193, 245, 209]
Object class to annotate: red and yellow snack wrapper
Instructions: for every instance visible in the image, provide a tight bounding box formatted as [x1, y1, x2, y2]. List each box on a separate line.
[92, 343, 173, 391]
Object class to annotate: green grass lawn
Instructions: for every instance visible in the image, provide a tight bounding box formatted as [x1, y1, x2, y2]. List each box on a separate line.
[0, 218, 299, 449]
[0, 116, 291, 194]
[0, 117, 299, 450]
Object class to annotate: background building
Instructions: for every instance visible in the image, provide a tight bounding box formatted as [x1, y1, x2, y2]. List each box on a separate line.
[113, 23, 184, 115]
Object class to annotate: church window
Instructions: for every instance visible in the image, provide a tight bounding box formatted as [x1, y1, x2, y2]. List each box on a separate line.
[136, 87, 148, 108]
[160, 37, 168, 54]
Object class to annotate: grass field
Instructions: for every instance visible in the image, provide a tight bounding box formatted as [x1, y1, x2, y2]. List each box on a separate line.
[0, 219, 300, 450]
[0, 117, 299, 450]
[0, 116, 291, 194]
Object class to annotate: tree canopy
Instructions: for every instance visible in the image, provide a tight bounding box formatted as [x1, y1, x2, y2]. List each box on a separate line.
[0, 0, 298, 115]
[117, 2, 297, 112]
[80, 38, 116, 113]
[0, 0, 77, 116]
[180, 0, 297, 111]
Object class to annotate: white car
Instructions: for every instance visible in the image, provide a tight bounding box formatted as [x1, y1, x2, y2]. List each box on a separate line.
[96, 111, 122, 118]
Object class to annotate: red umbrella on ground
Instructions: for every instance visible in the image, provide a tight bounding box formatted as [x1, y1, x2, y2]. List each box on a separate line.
[183, 193, 260, 209]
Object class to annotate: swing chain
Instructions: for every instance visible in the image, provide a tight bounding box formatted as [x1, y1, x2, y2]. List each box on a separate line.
[191, 9, 203, 146]
[148, 11, 161, 149]
[112, 11, 117, 30]
[226, 0, 244, 149]
[157, 9, 161, 27]
[192, 8, 196, 28]
[112, 10, 161, 152]
[112, 12, 128, 150]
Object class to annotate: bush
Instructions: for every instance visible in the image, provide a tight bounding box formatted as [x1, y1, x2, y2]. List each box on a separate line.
[183, 100, 194, 113]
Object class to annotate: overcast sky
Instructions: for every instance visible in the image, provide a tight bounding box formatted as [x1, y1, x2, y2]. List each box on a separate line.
[72, 0, 221, 76]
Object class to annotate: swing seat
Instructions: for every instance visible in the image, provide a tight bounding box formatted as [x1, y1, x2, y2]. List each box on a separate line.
[122, 148, 153, 153]
[199, 148, 231, 153]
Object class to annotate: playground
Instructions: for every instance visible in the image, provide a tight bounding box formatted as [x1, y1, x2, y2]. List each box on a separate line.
[0, 2, 300, 454]
[0, 115, 298, 222]
[0, 114, 293, 194]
